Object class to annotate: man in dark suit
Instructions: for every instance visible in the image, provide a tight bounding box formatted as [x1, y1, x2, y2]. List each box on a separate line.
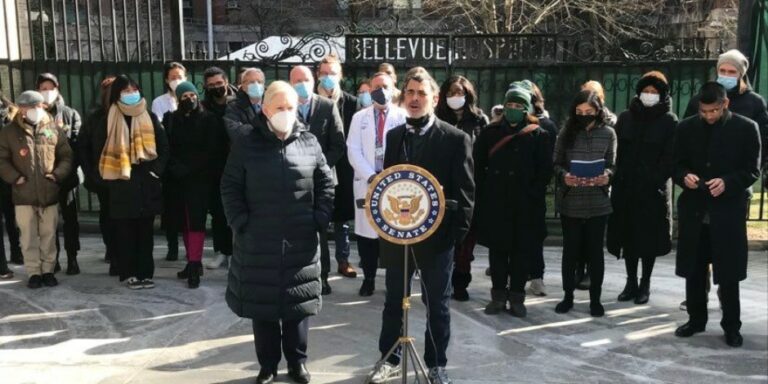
[367, 70, 474, 384]
[289, 65, 346, 295]
[673, 82, 761, 348]
[315, 55, 360, 282]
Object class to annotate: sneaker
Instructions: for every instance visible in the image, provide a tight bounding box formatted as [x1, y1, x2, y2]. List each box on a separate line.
[205, 253, 229, 270]
[126, 277, 143, 290]
[0, 268, 13, 279]
[428, 366, 452, 384]
[368, 362, 401, 384]
[527, 278, 547, 296]
[141, 279, 155, 289]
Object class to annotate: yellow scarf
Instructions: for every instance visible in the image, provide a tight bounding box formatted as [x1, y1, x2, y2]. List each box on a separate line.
[99, 98, 157, 180]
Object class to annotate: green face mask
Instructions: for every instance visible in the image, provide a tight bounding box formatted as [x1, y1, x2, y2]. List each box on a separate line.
[504, 107, 526, 125]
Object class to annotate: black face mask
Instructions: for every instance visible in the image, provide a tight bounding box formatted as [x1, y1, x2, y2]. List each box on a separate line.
[206, 85, 227, 99]
[180, 98, 198, 113]
[406, 115, 430, 129]
[574, 114, 597, 128]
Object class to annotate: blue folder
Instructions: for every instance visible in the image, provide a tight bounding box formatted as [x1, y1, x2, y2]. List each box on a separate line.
[570, 159, 606, 178]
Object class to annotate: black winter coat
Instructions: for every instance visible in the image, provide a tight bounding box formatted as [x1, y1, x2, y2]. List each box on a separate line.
[607, 100, 677, 259]
[474, 118, 553, 251]
[79, 107, 106, 193]
[673, 111, 761, 284]
[332, 91, 358, 222]
[93, 110, 169, 219]
[379, 118, 475, 268]
[224, 90, 261, 139]
[437, 110, 489, 140]
[163, 107, 221, 231]
[220, 113, 335, 321]
[47, 97, 82, 192]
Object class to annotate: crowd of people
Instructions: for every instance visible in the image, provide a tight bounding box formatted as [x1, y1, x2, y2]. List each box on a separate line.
[0, 48, 765, 384]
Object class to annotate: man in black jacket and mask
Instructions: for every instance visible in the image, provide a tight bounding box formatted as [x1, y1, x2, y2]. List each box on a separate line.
[673, 82, 761, 348]
[367, 70, 474, 384]
[201, 67, 236, 271]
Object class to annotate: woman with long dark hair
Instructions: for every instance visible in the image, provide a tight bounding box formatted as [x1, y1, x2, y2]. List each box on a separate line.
[607, 71, 677, 304]
[475, 83, 553, 317]
[93, 75, 168, 289]
[436, 75, 488, 301]
[80, 76, 118, 274]
[553, 90, 616, 317]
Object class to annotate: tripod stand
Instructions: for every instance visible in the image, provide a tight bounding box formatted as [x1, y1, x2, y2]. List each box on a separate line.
[366, 243, 430, 384]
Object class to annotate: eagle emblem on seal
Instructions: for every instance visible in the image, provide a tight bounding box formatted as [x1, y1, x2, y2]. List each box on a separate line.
[383, 194, 425, 226]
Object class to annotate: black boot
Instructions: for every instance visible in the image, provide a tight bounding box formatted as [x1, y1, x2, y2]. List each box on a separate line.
[617, 278, 638, 302]
[188, 262, 201, 289]
[485, 289, 507, 315]
[177, 263, 190, 279]
[635, 278, 650, 304]
[321, 277, 332, 295]
[10, 248, 23, 265]
[165, 246, 179, 261]
[507, 292, 527, 318]
[359, 279, 375, 297]
[589, 287, 604, 317]
[555, 291, 574, 314]
[66, 253, 80, 275]
[451, 270, 471, 302]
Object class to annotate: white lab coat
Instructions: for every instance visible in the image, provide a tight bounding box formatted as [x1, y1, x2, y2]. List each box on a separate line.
[346, 104, 408, 239]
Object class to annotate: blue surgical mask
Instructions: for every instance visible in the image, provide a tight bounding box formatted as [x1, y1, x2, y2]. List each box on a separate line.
[320, 76, 338, 90]
[120, 91, 141, 106]
[358, 92, 373, 108]
[716, 75, 739, 90]
[371, 87, 392, 106]
[294, 82, 312, 99]
[247, 82, 264, 99]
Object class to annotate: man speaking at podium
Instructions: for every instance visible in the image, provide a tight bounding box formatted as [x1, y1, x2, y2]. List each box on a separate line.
[367, 69, 475, 384]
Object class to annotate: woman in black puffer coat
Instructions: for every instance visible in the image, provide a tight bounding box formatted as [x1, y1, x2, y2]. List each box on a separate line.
[220, 81, 334, 384]
[607, 71, 678, 305]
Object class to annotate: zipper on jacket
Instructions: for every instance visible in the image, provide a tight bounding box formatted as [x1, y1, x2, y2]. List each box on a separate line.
[278, 143, 287, 318]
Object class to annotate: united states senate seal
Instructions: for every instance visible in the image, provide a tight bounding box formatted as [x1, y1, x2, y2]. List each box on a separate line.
[365, 164, 445, 245]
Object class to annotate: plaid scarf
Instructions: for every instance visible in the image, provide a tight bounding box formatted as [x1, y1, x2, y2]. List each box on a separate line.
[99, 98, 157, 180]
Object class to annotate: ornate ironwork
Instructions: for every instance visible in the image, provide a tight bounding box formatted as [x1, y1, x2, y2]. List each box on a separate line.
[239, 26, 346, 64]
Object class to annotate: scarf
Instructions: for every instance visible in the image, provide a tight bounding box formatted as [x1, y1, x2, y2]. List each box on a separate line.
[99, 98, 157, 180]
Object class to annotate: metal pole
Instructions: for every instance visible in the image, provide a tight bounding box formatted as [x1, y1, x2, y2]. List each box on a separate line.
[206, 0, 213, 60]
[401, 244, 409, 384]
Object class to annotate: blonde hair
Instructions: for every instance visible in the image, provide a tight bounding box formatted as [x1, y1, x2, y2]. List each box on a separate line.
[263, 80, 298, 108]
[581, 80, 606, 103]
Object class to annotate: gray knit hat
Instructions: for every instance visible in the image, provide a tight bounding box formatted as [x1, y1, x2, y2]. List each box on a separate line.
[717, 49, 749, 78]
[16, 91, 44, 107]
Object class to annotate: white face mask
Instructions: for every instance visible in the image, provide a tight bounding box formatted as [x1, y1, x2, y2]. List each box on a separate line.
[41, 89, 58, 105]
[446, 96, 466, 110]
[169, 78, 186, 92]
[25, 107, 44, 125]
[639, 92, 660, 107]
[268, 110, 296, 134]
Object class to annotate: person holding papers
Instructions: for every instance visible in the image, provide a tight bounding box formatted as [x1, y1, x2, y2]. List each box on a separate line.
[552, 90, 617, 317]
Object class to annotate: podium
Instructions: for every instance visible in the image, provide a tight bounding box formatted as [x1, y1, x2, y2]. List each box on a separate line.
[362, 164, 446, 384]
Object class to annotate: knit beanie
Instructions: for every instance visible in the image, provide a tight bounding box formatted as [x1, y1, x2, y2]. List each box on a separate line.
[175, 81, 198, 100]
[505, 82, 532, 112]
[717, 49, 749, 79]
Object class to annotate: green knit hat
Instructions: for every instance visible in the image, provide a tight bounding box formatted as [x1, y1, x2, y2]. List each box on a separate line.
[504, 83, 532, 112]
[175, 81, 198, 99]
